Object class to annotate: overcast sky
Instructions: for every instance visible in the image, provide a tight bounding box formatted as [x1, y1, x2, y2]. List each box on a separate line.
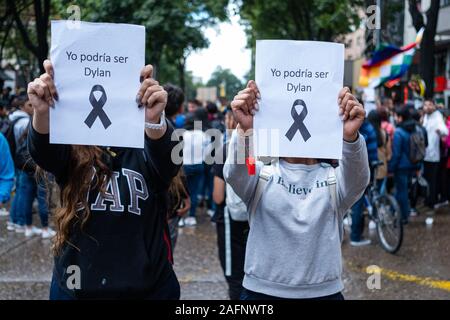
[185, 12, 251, 83]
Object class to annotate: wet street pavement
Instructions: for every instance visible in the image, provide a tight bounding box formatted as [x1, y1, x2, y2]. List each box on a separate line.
[1, 203, 449, 300]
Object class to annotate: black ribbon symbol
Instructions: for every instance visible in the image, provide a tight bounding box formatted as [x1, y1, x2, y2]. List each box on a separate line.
[84, 84, 111, 129]
[285, 99, 311, 142]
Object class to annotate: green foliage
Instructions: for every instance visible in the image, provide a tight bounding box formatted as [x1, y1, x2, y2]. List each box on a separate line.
[236, 0, 363, 79]
[206, 66, 243, 102]
[2, 0, 229, 91]
[56, 0, 229, 83]
[238, 0, 363, 43]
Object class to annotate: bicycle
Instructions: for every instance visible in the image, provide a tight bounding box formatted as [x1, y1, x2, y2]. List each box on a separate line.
[363, 161, 403, 254]
[345, 161, 403, 253]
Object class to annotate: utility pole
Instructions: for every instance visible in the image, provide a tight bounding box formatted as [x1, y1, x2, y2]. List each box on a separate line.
[375, 0, 382, 49]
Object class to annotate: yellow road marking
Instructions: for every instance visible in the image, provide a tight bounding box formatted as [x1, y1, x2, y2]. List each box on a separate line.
[347, 262, 450, 292]
[378, 268, 450, 292]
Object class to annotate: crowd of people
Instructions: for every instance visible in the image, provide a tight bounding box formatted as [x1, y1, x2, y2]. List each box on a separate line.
[0, 62, 448, 300]
[1, 88, 56, 239]
[349, 95, 449, 246]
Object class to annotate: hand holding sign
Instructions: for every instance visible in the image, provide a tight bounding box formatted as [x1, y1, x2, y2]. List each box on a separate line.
[230, 82, 365, 148]
[338, 87, 365, 142]
[137, 65, 167, 124]
[27, 60, 58, 134]
[254, 40, 346, 159]
[230, 80, 260, 132]
[28, 60, 167, 140]
[50, 21, 145, 148]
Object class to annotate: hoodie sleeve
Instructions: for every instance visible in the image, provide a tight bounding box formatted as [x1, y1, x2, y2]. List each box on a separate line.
[0, 134, 14, 203]
[223, 130, 261, 207]
[27, 122, 71, 184]
[144, 119, 181, 192]
[336, 134, 370, 214]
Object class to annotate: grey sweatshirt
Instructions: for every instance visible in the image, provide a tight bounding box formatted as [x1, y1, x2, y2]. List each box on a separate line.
[223, 131, 370, 299]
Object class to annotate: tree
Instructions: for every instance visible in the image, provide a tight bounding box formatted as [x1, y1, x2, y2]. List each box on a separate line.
[0, 0, 14, 63]
[2, 0, 228, 88]
[408, 0, 440, 99]
[74, 0, 228, 82]
[238, 0, 363, 42]
[7, 0, 51, 73]
[238, 0, 363, 77]
[206, 66, 242, 102]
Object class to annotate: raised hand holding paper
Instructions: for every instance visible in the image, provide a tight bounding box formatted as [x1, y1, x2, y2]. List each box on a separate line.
[255, 40, 344, 159]
[50, 21, 145, 148]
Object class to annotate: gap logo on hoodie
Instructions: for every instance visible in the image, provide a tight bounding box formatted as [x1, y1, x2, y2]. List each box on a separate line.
[86, 168, 149, 215]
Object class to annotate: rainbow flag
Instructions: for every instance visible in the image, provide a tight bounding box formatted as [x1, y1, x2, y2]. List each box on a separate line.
[359, 28, 424, 88]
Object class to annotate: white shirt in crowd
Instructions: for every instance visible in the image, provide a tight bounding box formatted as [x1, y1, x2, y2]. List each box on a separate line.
[182, 129, 210, 165]
[423, 110, 448, 163]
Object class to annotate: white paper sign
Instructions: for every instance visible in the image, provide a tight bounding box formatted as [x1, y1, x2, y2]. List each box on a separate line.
[50, 21, 145, 148]
[255, 40, 344, 159]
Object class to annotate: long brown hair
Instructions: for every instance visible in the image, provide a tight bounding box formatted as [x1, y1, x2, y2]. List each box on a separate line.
[50, 146, 111, 255]
[168, 170, 188, 214]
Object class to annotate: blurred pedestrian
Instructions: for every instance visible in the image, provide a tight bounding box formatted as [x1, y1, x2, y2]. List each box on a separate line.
[164, 83, 190, 248]
[0, 102, 9, 134]
[187, 99, 201, 114]
[0, 132, 14, 217]
[388, 106, 425, 224]
[367, 110, 391, 185]
[6, 95, 33, 234]
[378, 105, 395, 141]
[167, 170, 190, 250]
[350, 116, 378, 246]
[5, 95, 55, 237]
[212, 107, 248, 300]
[163, 83, 185, 129]
[444, 112, 450, 202]
[181, 108, 209, 227]
[409, 108, 428, 216]
[422, 99, 448, 209]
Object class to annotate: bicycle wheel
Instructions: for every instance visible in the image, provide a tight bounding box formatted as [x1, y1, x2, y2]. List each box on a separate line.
[374, 194, 403, 254]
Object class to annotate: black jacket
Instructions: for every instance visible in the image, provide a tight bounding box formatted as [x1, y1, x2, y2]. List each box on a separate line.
[27, 121, 181, 299]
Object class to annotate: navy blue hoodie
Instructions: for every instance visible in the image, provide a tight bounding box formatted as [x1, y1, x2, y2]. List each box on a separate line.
[388, 120, 423, 173]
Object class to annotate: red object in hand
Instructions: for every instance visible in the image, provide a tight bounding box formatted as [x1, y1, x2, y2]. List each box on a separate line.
[246, 156, 256, 175]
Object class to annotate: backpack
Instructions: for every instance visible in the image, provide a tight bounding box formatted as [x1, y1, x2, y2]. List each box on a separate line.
[225, 184, 248, 221]
[4, 116, 27, 165]
[409, 125, 426, 164]
[0, 118, 10, 135]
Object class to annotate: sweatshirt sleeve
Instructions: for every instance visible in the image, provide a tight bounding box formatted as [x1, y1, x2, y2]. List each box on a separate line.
[27, 122, 71, 184]
[223, 130, 261, 207]
[0, 134, 14, 203]
[144, 120, 181, 192]
[336, 134, 370, 214]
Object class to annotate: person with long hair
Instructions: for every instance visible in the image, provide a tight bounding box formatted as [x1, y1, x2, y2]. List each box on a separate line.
[167, 171, 190, 250]
[367, 110, 392, 184]
[27, 60, 181, 299]
[164, 84, 190, 249]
